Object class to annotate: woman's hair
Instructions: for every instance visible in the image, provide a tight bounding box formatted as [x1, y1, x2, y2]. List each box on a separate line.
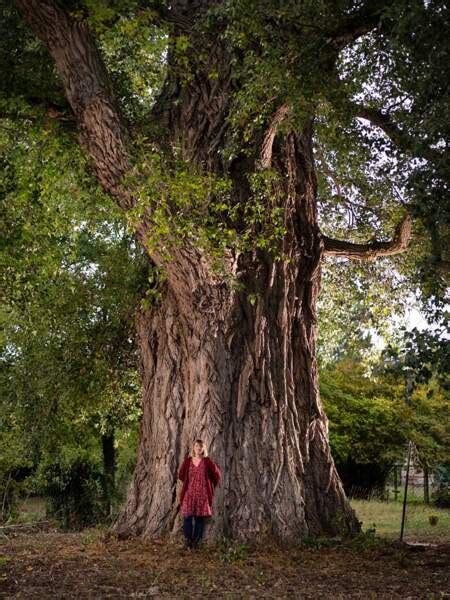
[190, 439, 208, 457]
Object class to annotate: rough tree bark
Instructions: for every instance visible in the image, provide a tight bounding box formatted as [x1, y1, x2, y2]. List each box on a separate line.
[16, 0, 412, 543]
[114, 124, 360, 541]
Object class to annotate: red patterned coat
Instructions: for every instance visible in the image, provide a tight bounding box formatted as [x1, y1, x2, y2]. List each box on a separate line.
[178, 456, 221, 510]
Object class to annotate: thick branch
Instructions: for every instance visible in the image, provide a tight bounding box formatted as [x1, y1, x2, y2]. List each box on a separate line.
[353, 103, 443, 165]
[322, 214, 412, 260]
[260, 105, 290, 168]
[15, 0, 132, 209]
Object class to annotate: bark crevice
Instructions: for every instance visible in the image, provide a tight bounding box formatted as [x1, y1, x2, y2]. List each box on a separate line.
[114, 125, 360, 543]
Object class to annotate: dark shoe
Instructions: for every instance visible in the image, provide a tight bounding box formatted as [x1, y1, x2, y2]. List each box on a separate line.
[184, 538, 193, 550]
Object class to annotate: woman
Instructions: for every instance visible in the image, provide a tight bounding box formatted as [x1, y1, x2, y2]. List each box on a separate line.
[178, 439, 221, 549]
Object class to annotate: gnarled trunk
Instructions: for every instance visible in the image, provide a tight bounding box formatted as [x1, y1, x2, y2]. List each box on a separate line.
[114, 128, 360, 542]
[16, 0, 360, 544]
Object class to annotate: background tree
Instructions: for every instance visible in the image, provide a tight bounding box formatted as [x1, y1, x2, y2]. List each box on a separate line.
[0, 110, 147, 520]
[321, 359, 449, 499]
[375, 310, 450, 502]
[2, 0, 448, 541]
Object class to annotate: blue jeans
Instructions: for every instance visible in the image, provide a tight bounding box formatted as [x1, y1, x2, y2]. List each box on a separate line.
[183, 516, 205, 545]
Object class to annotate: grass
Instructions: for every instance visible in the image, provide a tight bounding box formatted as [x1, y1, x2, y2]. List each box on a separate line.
[10, 494, 450, 544]
[351, 497, 450, 542]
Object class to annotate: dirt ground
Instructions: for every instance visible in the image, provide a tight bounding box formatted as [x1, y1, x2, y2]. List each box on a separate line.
[0, 525, 449, 599]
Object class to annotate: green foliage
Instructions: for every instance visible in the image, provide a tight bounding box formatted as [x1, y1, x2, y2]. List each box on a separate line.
[0, 105, 144, 448]
[3, 0, 446, 303]
[124, 150, 289, 274]
[317, 259, 413, 366]
[125, 150, 232, 261]
[0, 2, 64, 105]
[139, 264, 167, 310]
[210, 1, 339, 157]
[346, 525, 384, 551]
[329, 1, 449, 302]
[217, 538, 251, 563]
[432, 464, 450, 509]
[96, 11, 167, 122]
[35, 447, 106, 530]
[0, 428, 32, 523]
[379, 309, 450, 392]
[112, 426, 140, 513]
[321, 360, 405, 466]
[0, 96, 144, 521]
[321, 359, 450, 477]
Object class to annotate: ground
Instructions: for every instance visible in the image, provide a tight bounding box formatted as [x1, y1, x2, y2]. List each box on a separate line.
[1, 495, 449, 598]
[0, 525, 449, 599]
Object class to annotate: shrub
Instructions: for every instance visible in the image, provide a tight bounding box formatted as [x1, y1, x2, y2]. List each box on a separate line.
[432, 464, 450, 508]
[37, 449, 106, 530]
[0, 431, 33, 524]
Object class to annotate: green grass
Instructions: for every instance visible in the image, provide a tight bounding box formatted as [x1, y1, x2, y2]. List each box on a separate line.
[12, 495, 450, 544]
[351, 498, 450, 542]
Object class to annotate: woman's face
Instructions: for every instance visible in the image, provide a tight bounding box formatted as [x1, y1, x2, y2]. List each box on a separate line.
[193, 442, 204, 457]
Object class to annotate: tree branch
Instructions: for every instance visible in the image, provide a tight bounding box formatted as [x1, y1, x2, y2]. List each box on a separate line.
[326, 0, 390, 50]
[322, 214, 412, 260]
[353, 103, 443, 164]
[260, 105, 290, 168]
[15, 0, 132, 209]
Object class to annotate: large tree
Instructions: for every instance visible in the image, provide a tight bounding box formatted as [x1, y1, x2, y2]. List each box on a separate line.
[5, 0, 448, 541]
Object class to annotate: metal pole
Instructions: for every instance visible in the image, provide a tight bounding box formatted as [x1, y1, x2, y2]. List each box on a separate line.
[400, 440, 413, 542]
[394, 464, 398, 501]
[399, 367, 414, 542]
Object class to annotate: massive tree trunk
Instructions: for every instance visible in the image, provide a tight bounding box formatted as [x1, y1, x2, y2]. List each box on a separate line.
[17, 0, 410, 544]
[115, 279, 359, 541]
[110, 11, 359, 541]
[114, 121, 360, 541]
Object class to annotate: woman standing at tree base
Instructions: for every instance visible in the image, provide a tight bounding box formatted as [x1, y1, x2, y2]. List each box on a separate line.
[178, 440, 221, 549]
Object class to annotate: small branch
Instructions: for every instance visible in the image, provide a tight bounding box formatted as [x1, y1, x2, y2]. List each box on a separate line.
[314, 144, 343, 199]
[353, 103, 443, 164]
[0, 520, 52, 531]
[315, 144, 385, 224]
[322, 213, 412, 260]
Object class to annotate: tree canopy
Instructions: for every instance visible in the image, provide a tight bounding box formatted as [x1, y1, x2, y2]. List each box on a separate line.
[1, 1, 447, 282]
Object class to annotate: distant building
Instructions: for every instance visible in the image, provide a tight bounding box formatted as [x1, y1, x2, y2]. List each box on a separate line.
[400, 463, 435, 488]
